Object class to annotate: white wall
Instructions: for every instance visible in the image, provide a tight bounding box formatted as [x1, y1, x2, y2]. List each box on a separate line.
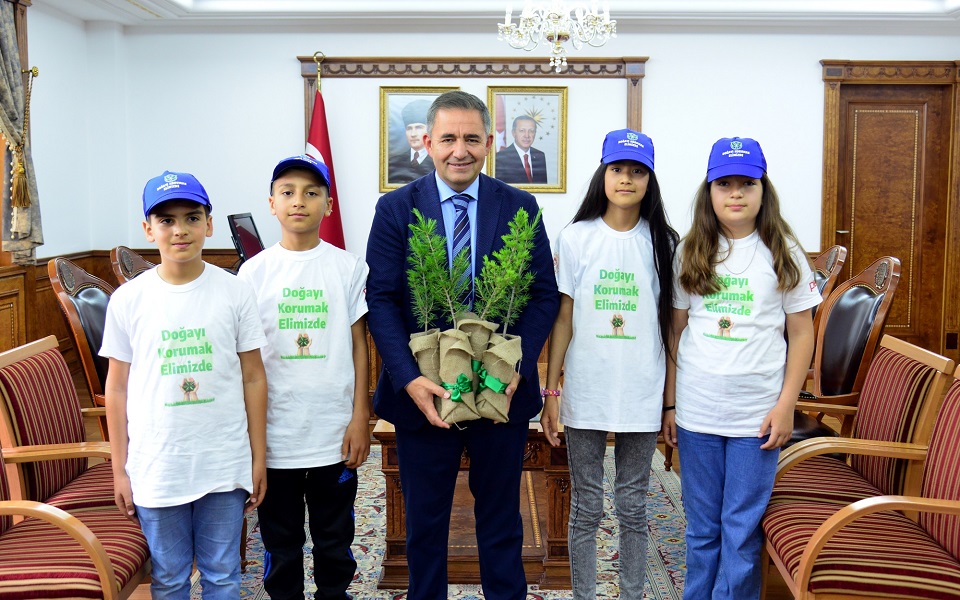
[28, 6, 960, 259]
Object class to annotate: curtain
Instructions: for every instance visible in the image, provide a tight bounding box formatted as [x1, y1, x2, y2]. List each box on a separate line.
[0, 1, 41, 264]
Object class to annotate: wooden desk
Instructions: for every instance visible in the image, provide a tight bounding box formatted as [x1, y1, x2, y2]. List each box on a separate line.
[372, 420, 571, 589]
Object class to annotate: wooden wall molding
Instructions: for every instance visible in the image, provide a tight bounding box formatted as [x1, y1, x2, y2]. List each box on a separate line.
[822, 60, 960, 84]
[298, 55, 647, 132]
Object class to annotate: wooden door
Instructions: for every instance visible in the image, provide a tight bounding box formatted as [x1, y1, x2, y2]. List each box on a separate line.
[821, 61, 960, 360]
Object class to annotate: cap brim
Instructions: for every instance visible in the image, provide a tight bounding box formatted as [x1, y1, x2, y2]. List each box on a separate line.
[707, 163, 765, 182]
[143, 192, 212, 217]
[601, 151, 654, 171]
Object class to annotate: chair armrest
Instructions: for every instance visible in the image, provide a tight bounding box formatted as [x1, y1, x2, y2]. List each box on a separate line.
[1, 441, 112, 463]
[775, 438, 927, 483]
[795, 495, 960, 592]
[795, 401, 858, 416]
[0, 499, 118, 595]
[93, 393, 106, 407]
[797, 392, 860, 409]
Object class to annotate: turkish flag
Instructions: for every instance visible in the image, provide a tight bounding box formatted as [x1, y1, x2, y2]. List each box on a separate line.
[305, 89, 346, 249]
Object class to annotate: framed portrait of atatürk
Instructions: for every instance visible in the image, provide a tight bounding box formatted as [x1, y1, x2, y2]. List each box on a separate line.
[380, 86, 458, 192]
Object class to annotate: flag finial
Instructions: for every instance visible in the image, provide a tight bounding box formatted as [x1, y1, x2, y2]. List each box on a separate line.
[313, 51, 325, 93]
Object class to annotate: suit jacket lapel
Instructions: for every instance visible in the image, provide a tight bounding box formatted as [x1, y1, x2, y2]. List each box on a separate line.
[475, 174, 503, 260]
[411, 175, 445, 237]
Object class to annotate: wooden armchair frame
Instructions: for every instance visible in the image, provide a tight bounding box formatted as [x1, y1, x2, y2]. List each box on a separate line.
[796, 256, 901, 437]
[48, 258, 115, 440]
[109, 245, 155, 285]
[765, 363, 960, 600]
[0, 336, 150, 599]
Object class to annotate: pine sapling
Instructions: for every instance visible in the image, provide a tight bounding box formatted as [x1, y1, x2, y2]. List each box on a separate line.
[406, 209, 472, 330]
[475, 208, 542, 335]
[407, 209, 445, 332]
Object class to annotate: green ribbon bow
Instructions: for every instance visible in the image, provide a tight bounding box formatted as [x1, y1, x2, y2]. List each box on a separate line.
[472, 359, 508, 394]
[442, 373, 473, 402]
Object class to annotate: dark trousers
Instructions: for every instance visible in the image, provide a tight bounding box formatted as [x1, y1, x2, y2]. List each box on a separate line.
[258, 464, 358, 600]
[395, 419, 530, 600]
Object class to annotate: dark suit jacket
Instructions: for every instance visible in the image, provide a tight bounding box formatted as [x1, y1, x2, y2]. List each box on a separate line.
[366, 172, 560, 430]
[388, 150, 434, 184]
[495, 144, 548, 184]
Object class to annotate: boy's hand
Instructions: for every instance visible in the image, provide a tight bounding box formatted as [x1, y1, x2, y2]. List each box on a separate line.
[246, 460, 266, 513]
[342, 416, 371, 469]
[540, 395, 561, 447]
[114, 473, 137, 522]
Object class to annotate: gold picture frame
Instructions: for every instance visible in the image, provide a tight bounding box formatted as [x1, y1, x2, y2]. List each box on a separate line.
[487, 86, 567, 193]
[380, 86, 458, 192]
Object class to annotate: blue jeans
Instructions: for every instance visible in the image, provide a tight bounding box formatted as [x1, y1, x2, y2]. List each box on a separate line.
[566, 427, 657, 600]
[136, 488, 248, 600]
[676, 428, 778, 600]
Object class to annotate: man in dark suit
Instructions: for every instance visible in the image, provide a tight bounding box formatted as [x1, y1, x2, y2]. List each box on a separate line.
[388, 99, 435, 184]
[366, 91, 559, 600]
[494, 115, 548, 184]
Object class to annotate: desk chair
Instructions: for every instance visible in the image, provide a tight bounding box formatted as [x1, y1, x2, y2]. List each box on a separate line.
[47, 258, 115, 441]
[811, 244, 847, 334]
[109, 246, 155, 285]
[791, 256, 901, 442]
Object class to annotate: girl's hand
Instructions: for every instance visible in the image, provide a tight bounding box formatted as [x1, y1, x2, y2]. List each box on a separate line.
[113, 473, 137, 522]
[661, 410, 678, 448]
[540, 395, 561, 447]
[759, 401, 795, 450]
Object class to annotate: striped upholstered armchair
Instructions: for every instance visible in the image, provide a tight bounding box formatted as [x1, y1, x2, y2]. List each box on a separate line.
[0, 336, 150, 598]
[762, 336, 959, 599]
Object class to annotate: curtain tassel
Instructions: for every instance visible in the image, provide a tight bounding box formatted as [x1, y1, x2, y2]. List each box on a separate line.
[11, 152, 27, 208]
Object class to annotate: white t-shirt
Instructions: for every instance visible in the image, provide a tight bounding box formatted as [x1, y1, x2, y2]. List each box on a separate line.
[237, 242, 369, 469]
[673, 232, 821, 436]
[99, 264, 267, 508]
[554, 217, 664, 432]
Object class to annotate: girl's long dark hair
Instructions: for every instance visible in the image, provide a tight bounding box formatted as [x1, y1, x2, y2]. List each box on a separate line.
[574, 162, 679, 356]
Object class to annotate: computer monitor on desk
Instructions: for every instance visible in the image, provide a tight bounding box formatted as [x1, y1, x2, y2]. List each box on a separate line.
[228, 213, 265, 266]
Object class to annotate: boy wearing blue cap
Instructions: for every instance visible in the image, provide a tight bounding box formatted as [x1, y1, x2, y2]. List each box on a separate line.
[100, 171, 269, 599]
[237, 155, 369, 600]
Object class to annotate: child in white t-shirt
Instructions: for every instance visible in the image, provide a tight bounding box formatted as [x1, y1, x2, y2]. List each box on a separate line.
[100, 170, 268, 599]
[664, 137, 821, 599]
[237, 155, 369, 600]
[541, 129, 679, 600]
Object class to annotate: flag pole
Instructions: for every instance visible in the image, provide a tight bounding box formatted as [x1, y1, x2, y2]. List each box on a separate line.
[306, 51, 346, 249]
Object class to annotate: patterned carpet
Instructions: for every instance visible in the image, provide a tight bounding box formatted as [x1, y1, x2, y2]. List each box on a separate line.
[193, 445, 686, 599]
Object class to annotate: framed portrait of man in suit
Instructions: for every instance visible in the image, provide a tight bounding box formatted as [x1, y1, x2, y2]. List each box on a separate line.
[380, 86, 458, 192]
[487, 86, 567, 193]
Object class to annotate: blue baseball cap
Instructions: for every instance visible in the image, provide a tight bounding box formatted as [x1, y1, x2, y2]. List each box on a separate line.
[707, 137, 767, 182]
[601, 129, 654, 171]
[142, 171, 212, 218]
[271, 154, 330, 192]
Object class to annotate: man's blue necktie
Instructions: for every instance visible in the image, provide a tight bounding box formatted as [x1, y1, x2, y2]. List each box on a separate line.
[451, 194, 473, 309]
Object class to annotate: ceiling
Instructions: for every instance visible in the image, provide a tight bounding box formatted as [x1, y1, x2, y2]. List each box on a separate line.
[36, 0, 960, 33]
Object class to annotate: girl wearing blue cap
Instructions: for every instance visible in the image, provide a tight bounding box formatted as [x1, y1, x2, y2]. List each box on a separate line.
[541, 129, 678, 599]
[664, 137, 820, 599]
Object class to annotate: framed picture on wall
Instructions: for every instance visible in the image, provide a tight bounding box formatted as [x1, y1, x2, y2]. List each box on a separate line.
[380, 86, 458, 192]
[487, 86, 567, 193]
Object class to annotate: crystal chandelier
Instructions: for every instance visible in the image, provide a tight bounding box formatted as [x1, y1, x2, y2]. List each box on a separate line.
[498, 2, 617, 73]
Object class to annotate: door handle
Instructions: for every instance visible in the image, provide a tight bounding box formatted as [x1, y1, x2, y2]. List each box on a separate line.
[836, 230, 850, 234]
